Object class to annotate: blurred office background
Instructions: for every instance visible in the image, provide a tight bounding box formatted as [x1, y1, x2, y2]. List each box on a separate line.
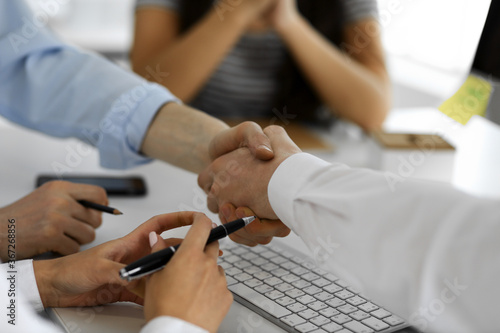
[25, 0, 491, 110]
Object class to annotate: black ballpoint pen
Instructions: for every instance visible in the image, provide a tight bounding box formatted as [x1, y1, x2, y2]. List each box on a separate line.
[119, 216, 256, 281]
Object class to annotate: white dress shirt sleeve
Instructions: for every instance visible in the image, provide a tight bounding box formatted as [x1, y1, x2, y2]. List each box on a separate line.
[268, 153, 500, 333]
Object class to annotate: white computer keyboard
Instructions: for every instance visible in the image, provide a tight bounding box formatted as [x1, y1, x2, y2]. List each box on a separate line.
[219, 241, 416, 333]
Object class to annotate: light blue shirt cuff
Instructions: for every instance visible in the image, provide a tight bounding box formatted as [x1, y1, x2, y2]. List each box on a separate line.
[96, 82, 180, 169]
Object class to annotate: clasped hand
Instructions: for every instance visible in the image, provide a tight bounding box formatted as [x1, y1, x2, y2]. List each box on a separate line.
[200, 125, 302, 246]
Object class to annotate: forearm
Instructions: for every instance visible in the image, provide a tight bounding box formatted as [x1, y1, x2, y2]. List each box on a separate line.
[133, 8, 252, 102]
[141, 103, 229, 174]
[277, 17, 390, 130]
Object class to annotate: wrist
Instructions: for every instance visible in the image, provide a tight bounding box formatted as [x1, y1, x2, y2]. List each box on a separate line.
[212, 2, 258, 30]
[33, 260, 56, 308]
[275, 11, 304, 39]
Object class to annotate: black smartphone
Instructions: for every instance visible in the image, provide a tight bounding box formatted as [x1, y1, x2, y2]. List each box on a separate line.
[36, 175, 147, 196]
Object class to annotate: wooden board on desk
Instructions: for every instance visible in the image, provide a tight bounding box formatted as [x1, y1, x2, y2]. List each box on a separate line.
[223, 118, 334, 152]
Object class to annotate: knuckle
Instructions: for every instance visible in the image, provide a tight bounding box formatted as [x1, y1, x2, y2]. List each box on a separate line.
[259, 237, 273, 245]
[266, 125, 286, 135]
[46, 196, 69, 210]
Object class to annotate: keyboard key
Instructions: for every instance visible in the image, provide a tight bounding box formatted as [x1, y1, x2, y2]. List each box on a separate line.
[310, 315, 330, 326]
[308, 301, 328, 311]
[281, 261, 298, 270]
[349, 310, 370, 321]
[262, 263, 279, 271]
[225, 267, 242, 276]
[331, 314, 351, 324]
[296, 295, 316, 305]
[271, 268, 289, 277]
[295, 322, 319, 332]
[310, 329, 328, 333]
[292, 267, 310, 276]
[264, 277, 283, 286]
[265, 290, 285, 300]
[276, 296, 295, 307]
[286, 288, 305, 298]
[287, 303, 307, 313]
[343, 320, 374, 333]
[337, 304, 357, 314]
[334, 290, 354, 300]
[282, 274, 300, 283]
[358, 302, 378, 313]
[234, 260, 252, 269]
[234, 273, 253, 282]
[231, 247, 248, 255]
[250, 246, 266, 253]
[254, 285, 273, 294]
[361, 317, 390, 331]
[271, 256, 289, 265]
[346, 296, 366, 306]
[219, 262, 232, 270]
[243, 265, 262, 275]
[312, 267, 328, 275]
[312, 278, 331, 287]
[371, 308, 391, 319]
[291, 256, 305, 264]
[229, 283, 291, 318]
[225, 276, 237, 286]
[303, 285, 322, 295]
[383, 315, 405, 326]
[292, 279, 311, 289]
[303, 262, 316, 270]
[224, 255, 241, 264]
[275, 283, 294, 293]
[261, 250, 278, 259]
[315, 291, 334, 302]
[326, 298, 346, 308]
[321, 322, 343, 333]
[281, 314, 306, 327]
[298, 309, 318, 320]
[302, 272, 321, 281]
[244, 278, 263, 288]
[253, 271, 272, 280]
[319, 307, 340, 317]
[252, 257, 268, 266]
[324, 273, 339, 282]
[323, 284, 343, 294]
[240, 252, 258, 261]
[281, 250, 294, 259]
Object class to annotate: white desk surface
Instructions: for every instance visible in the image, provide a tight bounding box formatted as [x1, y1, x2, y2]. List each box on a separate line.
[0, 109, 451, 332]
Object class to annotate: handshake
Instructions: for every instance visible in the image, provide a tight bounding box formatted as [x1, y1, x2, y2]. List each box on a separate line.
[198, 123, 303, 246]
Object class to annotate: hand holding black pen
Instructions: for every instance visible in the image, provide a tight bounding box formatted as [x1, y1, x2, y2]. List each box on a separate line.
[120, 216, 256, 281]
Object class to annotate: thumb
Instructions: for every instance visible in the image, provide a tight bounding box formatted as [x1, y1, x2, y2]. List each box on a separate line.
[127, 232, 171, 299]
[263, 125, 301, 155]
[149, 232, 172, 253]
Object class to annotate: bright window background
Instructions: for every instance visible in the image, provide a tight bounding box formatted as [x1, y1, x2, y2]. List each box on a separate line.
[377, 0, 491, 101]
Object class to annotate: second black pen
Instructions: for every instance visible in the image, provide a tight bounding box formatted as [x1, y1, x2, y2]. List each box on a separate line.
[119, 216, 256, 281]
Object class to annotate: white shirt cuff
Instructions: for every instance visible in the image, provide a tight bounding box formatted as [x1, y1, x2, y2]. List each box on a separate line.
[141, 316, 208, 333]
[2, 260, 45, 313]
[268, 153, 332, 230]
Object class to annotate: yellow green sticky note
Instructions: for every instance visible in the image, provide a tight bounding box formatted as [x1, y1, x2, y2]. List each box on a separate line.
[439, 74, 493, 125]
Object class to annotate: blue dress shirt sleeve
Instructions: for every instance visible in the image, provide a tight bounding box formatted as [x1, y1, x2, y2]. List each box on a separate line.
[0, 1, 180, 169]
